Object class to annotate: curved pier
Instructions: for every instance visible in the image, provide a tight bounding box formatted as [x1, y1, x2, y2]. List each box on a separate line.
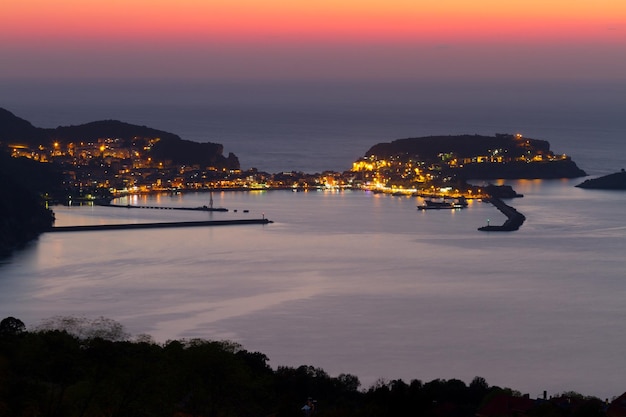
[478, 197, 526, 232]
[49, 218, 272, 233]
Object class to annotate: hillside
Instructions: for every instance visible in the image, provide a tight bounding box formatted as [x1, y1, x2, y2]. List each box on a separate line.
[362, 134, 586, 179]
[0, 108, 239, 170]
[0, 154, 56, 258]
[366, 134, 548, 159]
[0, 108, 47, 143]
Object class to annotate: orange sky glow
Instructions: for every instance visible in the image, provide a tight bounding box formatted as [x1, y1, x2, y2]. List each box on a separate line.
[4, 0, 625, 43]
[1, 0, 625, 79]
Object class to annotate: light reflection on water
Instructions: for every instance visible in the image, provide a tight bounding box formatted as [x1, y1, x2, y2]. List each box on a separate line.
[1, 183, 625, 399]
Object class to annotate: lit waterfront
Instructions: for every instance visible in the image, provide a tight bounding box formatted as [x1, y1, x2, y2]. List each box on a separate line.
[1, 180, 625, 399]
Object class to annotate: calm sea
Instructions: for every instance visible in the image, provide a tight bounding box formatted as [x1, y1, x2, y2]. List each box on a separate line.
[1, 79, 625, 399]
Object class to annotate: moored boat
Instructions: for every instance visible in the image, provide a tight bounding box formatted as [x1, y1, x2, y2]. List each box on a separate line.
[417, 197, 467, 210]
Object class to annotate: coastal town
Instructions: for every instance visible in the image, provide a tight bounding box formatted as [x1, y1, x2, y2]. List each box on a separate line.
[6, 129, 580, 202]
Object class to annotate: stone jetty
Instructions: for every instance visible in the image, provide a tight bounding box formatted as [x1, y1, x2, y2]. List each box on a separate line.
[478, 197, 526, 232]
[49, 218, 272, 233]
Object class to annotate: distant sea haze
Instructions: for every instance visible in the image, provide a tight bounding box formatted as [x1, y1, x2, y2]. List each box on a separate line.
[2, 78, 625, 175]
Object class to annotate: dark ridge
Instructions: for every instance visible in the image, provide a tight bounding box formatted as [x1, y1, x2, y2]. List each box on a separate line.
[0, 150, 66, 196]
[49, 119, 181, 143]
[0, 107, 46, 144]
[576, 170, 626, 190]
[363, 134, 586, 179]
[0, 160, 55, 258]
[365, 134, 551, 160]
[0, 108, 239, 170]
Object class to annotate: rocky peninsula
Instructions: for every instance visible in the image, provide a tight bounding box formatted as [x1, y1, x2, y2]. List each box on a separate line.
[0, 108, 239, 172]
[576, 169, 626, 190]
[359, 134, 586, 181]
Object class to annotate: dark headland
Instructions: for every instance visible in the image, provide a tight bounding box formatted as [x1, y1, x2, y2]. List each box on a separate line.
[0, 107, 240, 172]
[360, 134, 587, 231]
[576, 169, 626, 190]
[362, 134, 587, 180]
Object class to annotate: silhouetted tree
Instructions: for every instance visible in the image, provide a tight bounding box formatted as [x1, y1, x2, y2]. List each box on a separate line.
[0, 317, 25, 337]
[0, 317, 608, 417]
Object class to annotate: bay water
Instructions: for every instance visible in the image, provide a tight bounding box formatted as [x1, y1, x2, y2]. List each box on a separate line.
[1, 79, 625, 399]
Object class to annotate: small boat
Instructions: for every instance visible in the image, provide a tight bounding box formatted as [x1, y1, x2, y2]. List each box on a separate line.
[417, 197, 467, 210]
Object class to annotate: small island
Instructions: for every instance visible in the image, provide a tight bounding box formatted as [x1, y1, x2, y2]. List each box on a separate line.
[576, 169, 626, 190]
[355, 134, 586, 185]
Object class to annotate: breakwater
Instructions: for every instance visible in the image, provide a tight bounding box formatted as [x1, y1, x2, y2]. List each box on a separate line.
[48, 218, 272, 233]
[478, 197, 526, 232]
[101, 203, 228, 212]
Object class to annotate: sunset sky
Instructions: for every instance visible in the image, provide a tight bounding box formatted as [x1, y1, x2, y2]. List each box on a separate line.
[2, 0, 625, 80]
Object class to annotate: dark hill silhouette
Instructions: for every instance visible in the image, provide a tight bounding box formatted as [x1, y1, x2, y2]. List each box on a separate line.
[365, 134, 550, 160]
[0, 108, 239, 170]
[0, 108, 47, 144]
[49, 119, 182, 143]
[364, 134, 586, 179]
[0, 154, 55, 258]
[0, 150, 65, 196]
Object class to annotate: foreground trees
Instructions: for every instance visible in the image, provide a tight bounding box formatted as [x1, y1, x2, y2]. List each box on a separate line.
[0, 317, 611, 417]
